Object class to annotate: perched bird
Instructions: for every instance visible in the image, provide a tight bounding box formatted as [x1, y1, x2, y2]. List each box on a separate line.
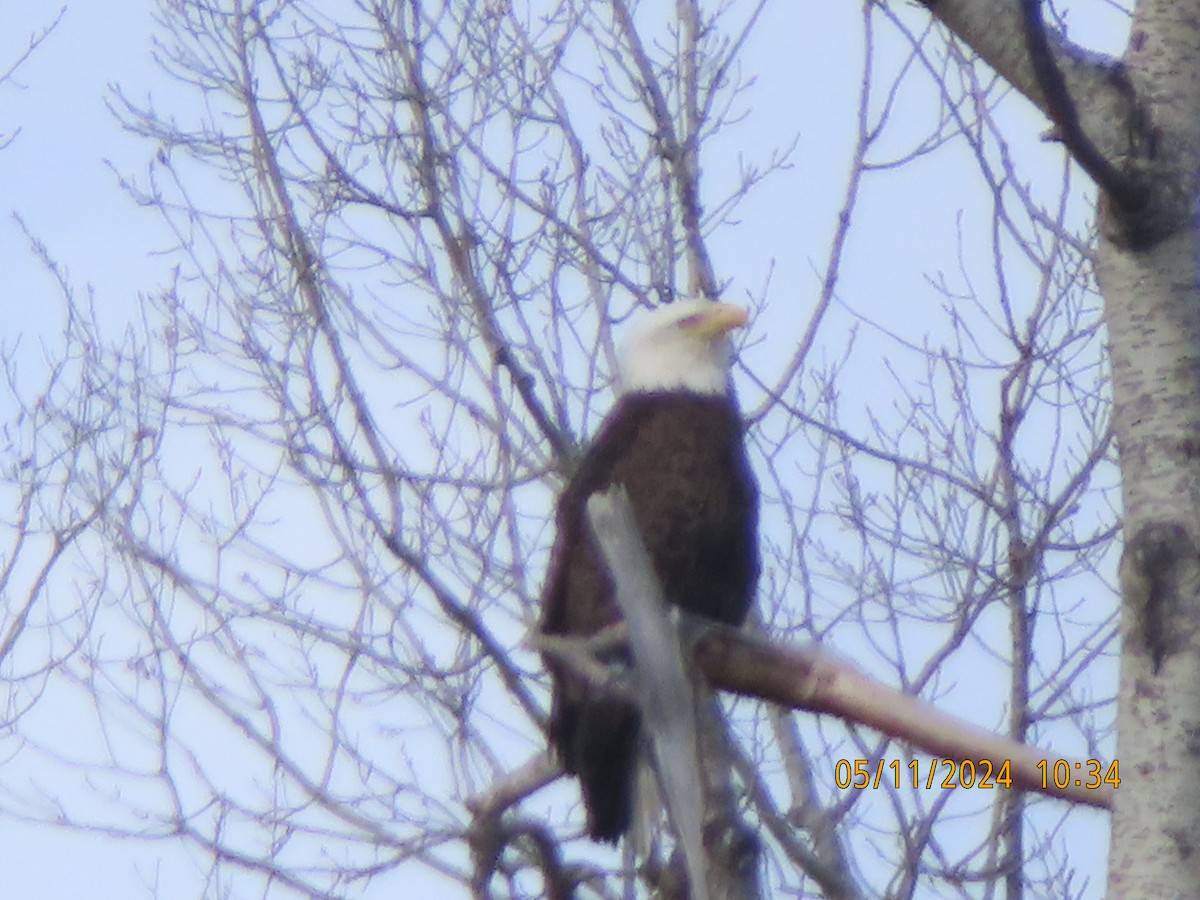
[539, 299, 760, 842]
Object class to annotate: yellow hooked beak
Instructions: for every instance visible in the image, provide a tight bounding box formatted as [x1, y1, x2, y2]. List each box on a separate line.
[686, 302, 749, 338]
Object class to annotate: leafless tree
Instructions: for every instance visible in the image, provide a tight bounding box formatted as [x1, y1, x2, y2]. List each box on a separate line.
[5, 0, 1143, 897]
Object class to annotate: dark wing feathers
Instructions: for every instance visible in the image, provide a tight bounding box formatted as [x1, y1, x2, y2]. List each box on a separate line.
[539, 392, 759, 841]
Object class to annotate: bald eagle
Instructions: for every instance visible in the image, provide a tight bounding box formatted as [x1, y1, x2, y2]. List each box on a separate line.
[539, 299, 760, 842]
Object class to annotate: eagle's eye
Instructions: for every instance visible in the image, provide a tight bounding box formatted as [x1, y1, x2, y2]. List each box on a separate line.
[676, 312, 706, 329]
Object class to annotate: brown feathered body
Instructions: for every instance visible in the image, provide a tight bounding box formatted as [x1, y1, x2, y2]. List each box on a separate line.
[539, 390, 759, 841]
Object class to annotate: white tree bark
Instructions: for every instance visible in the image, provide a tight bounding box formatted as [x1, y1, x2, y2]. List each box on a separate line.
[927, 0, 1200, 893]
[1101, 228, 1200, 896]
[1097, 4, 1200, 896]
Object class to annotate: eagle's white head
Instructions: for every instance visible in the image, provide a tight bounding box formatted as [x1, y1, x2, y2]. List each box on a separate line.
[617, 299, 748, 396]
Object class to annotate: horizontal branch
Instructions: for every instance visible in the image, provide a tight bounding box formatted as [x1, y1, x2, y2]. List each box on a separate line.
[692, 624, 1114, 811]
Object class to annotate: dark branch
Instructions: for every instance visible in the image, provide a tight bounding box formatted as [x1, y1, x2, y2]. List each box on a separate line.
[1020, 0, 1146, 211]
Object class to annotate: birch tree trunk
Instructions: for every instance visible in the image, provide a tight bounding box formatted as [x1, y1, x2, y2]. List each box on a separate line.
[4, 0, 1165, 893]
[925, 0, 1200, 893]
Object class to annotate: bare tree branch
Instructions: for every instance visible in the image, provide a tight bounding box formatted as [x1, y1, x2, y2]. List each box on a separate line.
[1019, 0, 1145, 210]
[693, 626, 1114, 811]
[586, 488, 714, 900]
